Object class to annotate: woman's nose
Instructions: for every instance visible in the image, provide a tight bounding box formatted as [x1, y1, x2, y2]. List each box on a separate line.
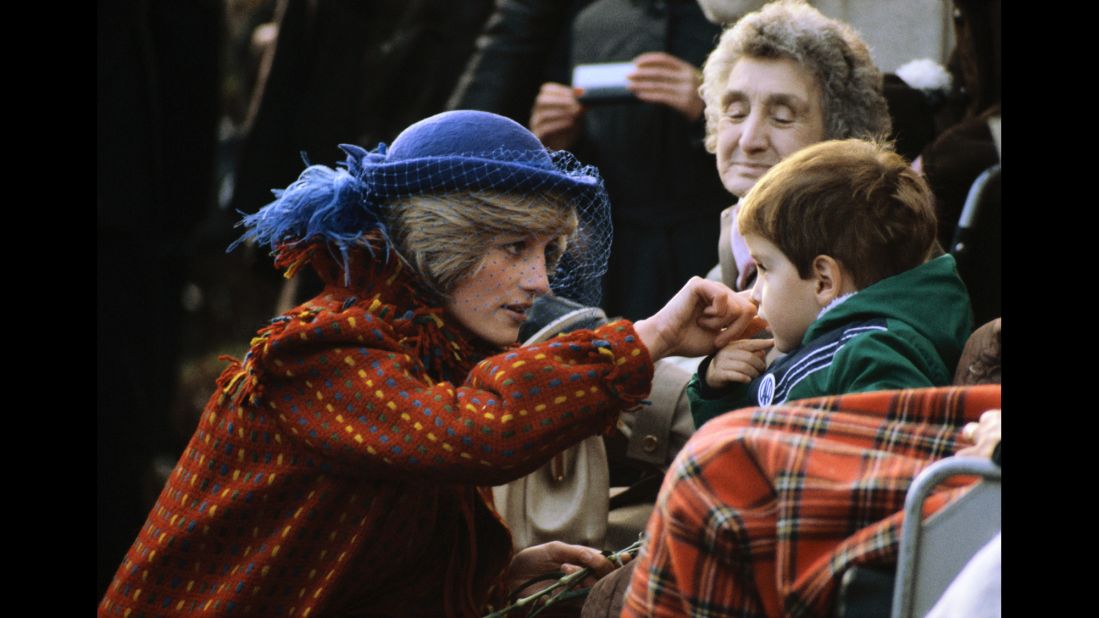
[739, 112, 769, 153]
[519, 257, 551, 296]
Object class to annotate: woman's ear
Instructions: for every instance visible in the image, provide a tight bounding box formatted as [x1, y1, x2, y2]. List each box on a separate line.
[811, 255, 852, 307]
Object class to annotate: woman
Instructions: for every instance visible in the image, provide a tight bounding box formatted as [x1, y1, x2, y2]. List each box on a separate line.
[99, 110, 755, 617]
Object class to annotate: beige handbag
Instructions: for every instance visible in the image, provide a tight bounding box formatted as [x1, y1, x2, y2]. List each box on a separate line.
[493, 298, 613, 551]
[493, 434, 610, 551]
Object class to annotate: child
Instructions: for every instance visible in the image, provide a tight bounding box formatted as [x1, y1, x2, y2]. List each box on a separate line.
[690, 139, 973, 428]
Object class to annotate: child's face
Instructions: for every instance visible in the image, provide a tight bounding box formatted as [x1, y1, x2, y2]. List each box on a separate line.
[744, 234, 822, 353]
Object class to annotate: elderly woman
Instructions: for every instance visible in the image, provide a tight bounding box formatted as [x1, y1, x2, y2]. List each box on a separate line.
[699, 0, 892, 291]
[98, 110, 756, 617]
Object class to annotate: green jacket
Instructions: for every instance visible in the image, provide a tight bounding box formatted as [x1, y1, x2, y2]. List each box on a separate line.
[689, 255, 974, 428]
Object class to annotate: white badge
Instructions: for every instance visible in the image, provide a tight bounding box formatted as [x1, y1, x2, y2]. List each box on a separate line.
[757, 374, 775, 406]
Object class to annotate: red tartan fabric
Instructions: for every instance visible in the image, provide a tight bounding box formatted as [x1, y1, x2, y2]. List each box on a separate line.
[99, 253, 654, 618]
[623, 385, 1000, 618]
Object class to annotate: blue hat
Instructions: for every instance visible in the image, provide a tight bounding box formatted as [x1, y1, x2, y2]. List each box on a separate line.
[231, 110, 612, 306]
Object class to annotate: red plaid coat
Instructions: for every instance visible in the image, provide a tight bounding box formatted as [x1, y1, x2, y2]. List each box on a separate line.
[623, 385, 1000, 617]
[100, 252, 654, 617]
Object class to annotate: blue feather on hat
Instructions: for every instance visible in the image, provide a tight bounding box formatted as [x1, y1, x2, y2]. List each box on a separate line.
[228, 145, 390, 279]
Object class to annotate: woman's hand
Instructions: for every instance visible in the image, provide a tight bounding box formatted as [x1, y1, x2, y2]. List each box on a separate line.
[634, 278, 758, 361]
[530, 82, 584, 150]
[506, 541, 618, 596]
[627, 52, 705, 121]
[957, 409, 1001, 458]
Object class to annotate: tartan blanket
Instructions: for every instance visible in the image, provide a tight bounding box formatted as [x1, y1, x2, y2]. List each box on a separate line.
[623, 384, 1000, 617]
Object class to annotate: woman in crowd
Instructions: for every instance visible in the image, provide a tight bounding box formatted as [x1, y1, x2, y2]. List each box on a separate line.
[99, 110, 756, 617]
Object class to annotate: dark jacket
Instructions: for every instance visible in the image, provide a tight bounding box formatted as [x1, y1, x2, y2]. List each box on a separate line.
[447, 0, 587, 122]
[571, 0, 727, 226]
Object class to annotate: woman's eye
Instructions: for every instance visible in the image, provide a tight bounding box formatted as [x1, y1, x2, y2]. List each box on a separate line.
[772, 107, 795, 125]
[723, 103, 748, 121]
[502, 241, 526, 256]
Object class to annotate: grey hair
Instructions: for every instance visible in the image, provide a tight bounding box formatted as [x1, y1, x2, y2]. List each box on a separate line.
[701, 0, 892, 152]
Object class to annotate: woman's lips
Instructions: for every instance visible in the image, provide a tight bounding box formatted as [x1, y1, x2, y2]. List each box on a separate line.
[503, 304, 531, 322]
[731, 161, 774, 174]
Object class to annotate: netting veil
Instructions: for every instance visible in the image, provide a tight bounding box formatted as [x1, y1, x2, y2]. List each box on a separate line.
[231, 110, 613, 307]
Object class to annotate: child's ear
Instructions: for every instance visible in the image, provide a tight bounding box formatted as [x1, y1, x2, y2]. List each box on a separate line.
[811, 255, 851, 307]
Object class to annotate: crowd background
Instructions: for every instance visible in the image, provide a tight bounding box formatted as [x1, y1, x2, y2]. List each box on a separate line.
[98, 0, 999, 601]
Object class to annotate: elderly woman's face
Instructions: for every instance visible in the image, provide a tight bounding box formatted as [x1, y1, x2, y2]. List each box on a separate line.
[716, 56, 826, 198]
[447, 233, 560, 346]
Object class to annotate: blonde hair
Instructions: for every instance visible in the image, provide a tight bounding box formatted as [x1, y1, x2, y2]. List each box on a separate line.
[700, 0, 891, 152]
[738, 139, 936, 289]
[385, 192, 578, 298]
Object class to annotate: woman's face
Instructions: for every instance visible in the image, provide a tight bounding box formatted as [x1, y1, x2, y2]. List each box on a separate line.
[446, 233, 562, 347]
[715, 56, 825, 198]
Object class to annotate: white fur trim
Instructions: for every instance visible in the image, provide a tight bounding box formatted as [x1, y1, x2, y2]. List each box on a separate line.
[896, 58, 953, 92]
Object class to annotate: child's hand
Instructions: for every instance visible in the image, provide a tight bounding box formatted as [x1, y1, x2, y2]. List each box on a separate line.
[705, 338, 774, 389]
